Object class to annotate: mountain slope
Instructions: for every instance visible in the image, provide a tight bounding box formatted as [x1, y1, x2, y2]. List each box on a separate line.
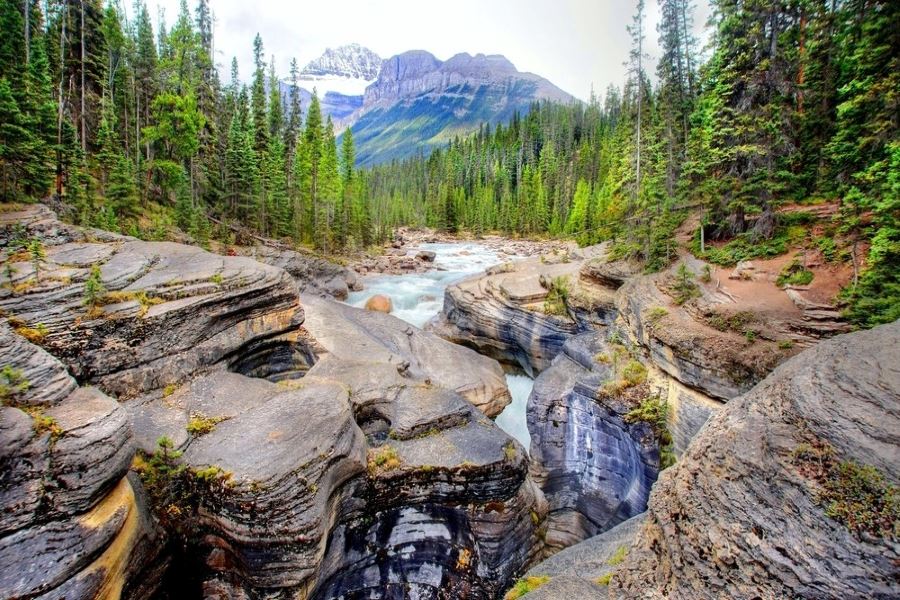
[348, 51, 575, 166]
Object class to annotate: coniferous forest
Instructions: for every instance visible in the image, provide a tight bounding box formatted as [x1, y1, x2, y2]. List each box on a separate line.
[0, 0, 897, 327]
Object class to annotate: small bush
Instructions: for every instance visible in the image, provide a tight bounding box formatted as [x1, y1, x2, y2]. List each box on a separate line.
[777, 259, 814, 287]
[621, 360, 647, 387]
[646, 306, 668, 326]
[671, 263, 700, 305]
[210, 273, 223, 285]
[0, 365, 30, 403]
[23, 406, 63, 440]
[367, 445, 402, 475]
[778, 340, 794, 350]
[625, 397, 676, 469]
[82, 264, 106, 307]
[503, 441, 517, 461]
[543, 276, 570, 316]
[504, 576, 551, 600]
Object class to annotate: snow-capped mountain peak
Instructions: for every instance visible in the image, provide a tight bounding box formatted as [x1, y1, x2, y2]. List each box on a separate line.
[301, 43, 381, 80]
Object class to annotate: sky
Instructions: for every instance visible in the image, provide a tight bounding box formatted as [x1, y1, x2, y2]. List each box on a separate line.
[138, 0, 713, 101]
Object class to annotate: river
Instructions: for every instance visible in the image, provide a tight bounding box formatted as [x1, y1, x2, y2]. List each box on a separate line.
[346, 242, 533, 450]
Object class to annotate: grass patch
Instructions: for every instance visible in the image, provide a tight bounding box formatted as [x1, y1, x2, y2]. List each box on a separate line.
[792, 440, 898, 540]
[504, 576, 551, 600]
[778, 340, 794, 350]
[595, 573, 613, 586]
[367, 445, 402, 476]
[776, 259, 814, 287]
[694, 225, 805, 267]
[503, 440, 517, 461]
[210, 273, 223, 285]
[23, 406, 63, 440]
[14, 322, 48, 344]
[624, 396, 676, 469]
[162, 384, 177, 398]
[607, 545, 628, 566]
[186, 413, 227, 437]
[646, 306, 668, 326]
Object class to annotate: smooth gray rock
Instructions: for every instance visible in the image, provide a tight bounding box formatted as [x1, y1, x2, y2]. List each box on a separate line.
[612, 321, 900, 599]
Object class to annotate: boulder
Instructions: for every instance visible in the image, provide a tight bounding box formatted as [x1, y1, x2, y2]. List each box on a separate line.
[301, 294, 512, 417]
[416, 249, 437, 262]
[364, 293, 393, 313]
[236, 244, 360, 299]
[609, 321, 900, 599]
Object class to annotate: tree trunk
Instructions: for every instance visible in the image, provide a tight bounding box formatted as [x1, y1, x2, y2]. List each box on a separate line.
[23, 0, 30, 64]
[56, 0, 67, 198]
[80, 0, 86, 155]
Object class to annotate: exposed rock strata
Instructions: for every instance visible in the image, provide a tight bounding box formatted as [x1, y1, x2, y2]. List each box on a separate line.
[1, 206, 301, 399]
[301, 294, 511, 417]
[527, 333, 659, 552]
[0, 323, 165, 599]
[236, 244, 361, 300]
[609, 321, 900, 599]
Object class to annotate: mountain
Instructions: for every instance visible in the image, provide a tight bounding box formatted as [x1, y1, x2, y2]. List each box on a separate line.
[283, 45, 576, 166]
[348, 51, 575, 166]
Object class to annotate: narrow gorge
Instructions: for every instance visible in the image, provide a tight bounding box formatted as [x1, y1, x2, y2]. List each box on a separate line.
[2, 205, 896, 600]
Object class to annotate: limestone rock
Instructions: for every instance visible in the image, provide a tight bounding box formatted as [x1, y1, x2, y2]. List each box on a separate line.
[0, 324, 165, 599]
[527, 333, 659, 552]
[236, 244, 360, 299]
[1, 205, 300, 399]
[300, 294, 511, 417]
[611, 321, 900, 599]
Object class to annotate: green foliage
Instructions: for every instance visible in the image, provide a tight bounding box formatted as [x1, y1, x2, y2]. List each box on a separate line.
[670, 263, 699, 305]
[776, 259, 814, 287]
[82, 264, 106, 307]
[542, 275, 570, 316]
[624, 396, 675, 469]
[367, 445, 401, 476]
[792, 441, 898, 540]
[0, 365, 30, 403]
[27, 238, 44, 281]
[607, 545, 628, 566]
[186, 413, 225, 436]
[504, 576, 551, 600]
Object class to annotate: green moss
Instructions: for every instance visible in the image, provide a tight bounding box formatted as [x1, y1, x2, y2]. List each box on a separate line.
[367, 445, 401, 475]
[503, 440, 517, 461]
[210, 273, 223, 285]
[504, 575, 551, 600]
[607, 545, 628, 566]
[595, 573, 613, 586]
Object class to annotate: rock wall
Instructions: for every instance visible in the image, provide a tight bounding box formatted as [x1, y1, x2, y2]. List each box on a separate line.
[0, 323, 166, 599]
[610, 321, 900, 599]
[527, 333, 659, 552]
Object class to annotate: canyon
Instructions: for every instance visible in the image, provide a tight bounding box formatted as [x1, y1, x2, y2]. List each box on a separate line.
[1, 205, 896, 599]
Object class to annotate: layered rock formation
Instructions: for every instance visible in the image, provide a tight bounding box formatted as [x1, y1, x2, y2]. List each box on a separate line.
[301, 294, 512, 417]
[2, 204, 544, 598]
[430, 247, 608, 375]
[0, 323, 166, 599]
[519, 320, 899, 599]
[527, 333, 660, 552]
[236, 244, 361, 300]
[0, 205, 300, 399]
[609, 321, 900, 599]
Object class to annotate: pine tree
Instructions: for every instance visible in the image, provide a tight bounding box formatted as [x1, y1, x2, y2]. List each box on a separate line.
[250, 33, 268, 153]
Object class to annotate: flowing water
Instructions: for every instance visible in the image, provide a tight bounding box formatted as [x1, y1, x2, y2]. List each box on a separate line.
[346, 242, 533, 449]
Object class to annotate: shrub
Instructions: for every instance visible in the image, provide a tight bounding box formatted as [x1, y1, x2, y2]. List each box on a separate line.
[23, 406, 63, 440]
[646, 306, 668, 326]
[82, 264, 106, 307]
[625, 397, 676, 469]
[0, 365, 30, 403]
[543, 275, 570, 316]
[15, 322, 48, 343]
[621, 360, 647, 387]
[777, 259, 814, 287]
[671, 263, 700, 305]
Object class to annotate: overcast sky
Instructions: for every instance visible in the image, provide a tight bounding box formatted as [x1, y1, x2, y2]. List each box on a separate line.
[138, 0, 713, 101]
